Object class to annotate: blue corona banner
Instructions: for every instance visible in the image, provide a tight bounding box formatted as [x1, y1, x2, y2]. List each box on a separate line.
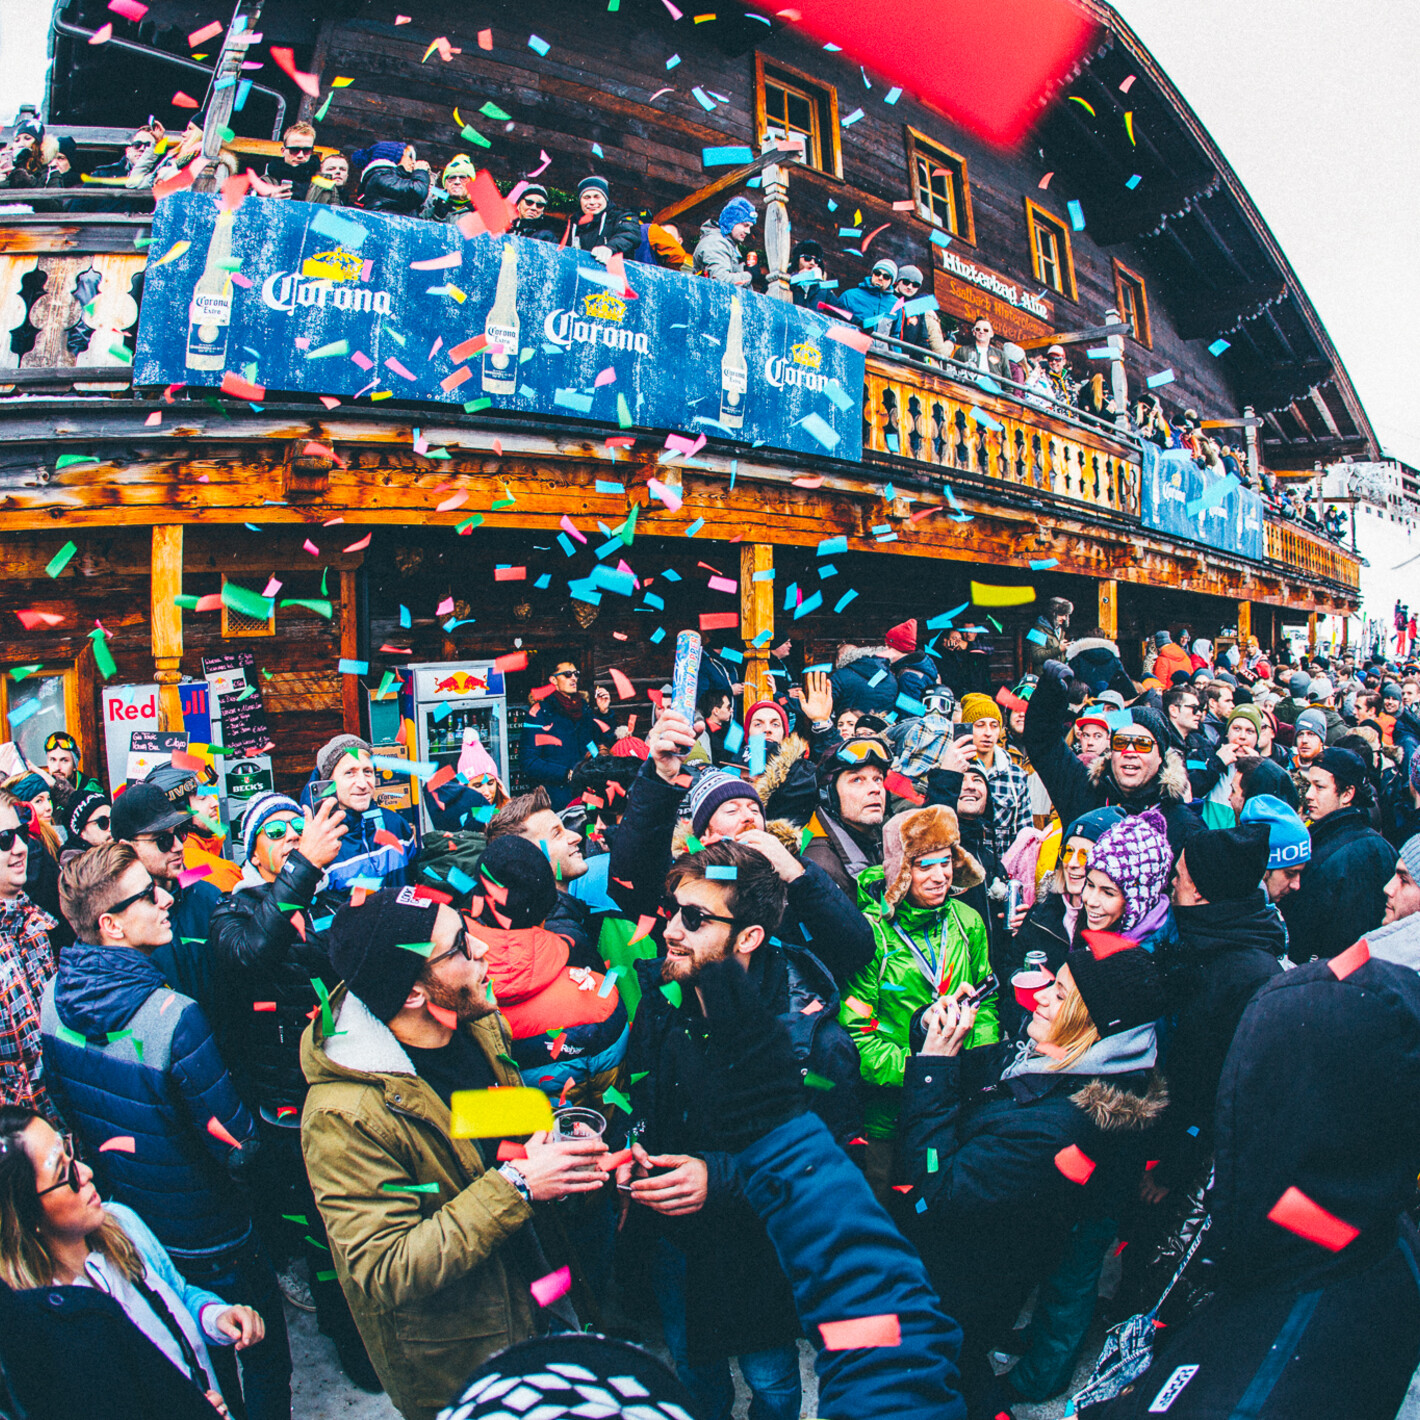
[134, 192, 864, 461]
[1139, 442, 1265, 562]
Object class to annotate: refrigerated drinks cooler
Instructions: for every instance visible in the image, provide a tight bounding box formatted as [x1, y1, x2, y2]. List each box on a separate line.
[407, 661, 508, 833]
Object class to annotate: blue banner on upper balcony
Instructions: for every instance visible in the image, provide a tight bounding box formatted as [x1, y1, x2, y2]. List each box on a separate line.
[133, 192, 864, 461]
[1139, 443, 1265, 562]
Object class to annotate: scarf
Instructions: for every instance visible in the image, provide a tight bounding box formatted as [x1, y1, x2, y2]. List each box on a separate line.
[551, 691, 583, 720]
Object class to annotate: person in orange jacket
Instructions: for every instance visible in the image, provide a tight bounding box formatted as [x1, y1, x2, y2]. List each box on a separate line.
[1150, 630, 1194, 687]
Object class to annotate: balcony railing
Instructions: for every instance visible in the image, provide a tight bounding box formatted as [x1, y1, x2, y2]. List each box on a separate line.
[863, 351, 1141, 519]
[0, 212, 1363, 594]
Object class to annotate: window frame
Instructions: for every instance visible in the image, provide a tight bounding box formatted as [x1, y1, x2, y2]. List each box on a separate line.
[1023, 197, 1077, 303]
[1113, 258, 1152, 348]
[0, 665, 83, 769]
[904, 127, 976, 246]
[754, 53, 842, 181]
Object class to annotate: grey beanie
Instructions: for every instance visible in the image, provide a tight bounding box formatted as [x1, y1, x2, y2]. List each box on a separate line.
[897, 264, 924, 284]
[1288, 671, 1311, 698]
[316, 733, 372, 781]
[1294, 709, 1328, 741]
[1402, 833, 1420, 886]
[871, 258, 898, 279]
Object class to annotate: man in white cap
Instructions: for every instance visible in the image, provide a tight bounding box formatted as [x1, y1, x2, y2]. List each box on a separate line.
[1041, 344, 1078, 405]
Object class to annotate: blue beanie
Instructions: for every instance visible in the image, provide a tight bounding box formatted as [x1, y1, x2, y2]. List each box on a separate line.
[241, 790, 303, 860]
[718, 196, 756, 236]
[578, 175, 610, 198]
[1238, 794, 1311, 870]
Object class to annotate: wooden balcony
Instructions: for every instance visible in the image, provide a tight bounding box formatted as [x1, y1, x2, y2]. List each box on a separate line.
[863, 354, 1142, 520]
[1267, 516, 1361, 590]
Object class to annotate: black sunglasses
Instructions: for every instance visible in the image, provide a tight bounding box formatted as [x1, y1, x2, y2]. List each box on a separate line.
[284, 144, 314, 156]
[662, 895, 737, 933]
[89, 813, 111, 831]
[0, 825, 29, 852]
[427, 924, 471, 969]
[104, 877, 161, 917]
[37, 1134, 82, 1197]
[139, 826, 192, 854]
[521, 197, 546, 208]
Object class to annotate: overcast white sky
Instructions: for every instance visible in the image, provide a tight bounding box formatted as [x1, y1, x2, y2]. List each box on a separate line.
[2, 0, 1416, 468]
[1111, 0, 1420, 469]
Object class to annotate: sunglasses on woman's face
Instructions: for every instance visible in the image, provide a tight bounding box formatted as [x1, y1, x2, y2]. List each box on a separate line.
[37, 1134, 82, 1197]
[90, 814, 111, 831]
[662, 895, 736, 933]
[0, 825, 29, 852]
[1061, 845, 1091, 867]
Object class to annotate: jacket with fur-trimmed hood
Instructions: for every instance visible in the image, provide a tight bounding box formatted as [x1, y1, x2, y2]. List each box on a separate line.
[830, 644, 901, 714]
[300, 986, 571, 1420]
[745, 731, 819, 827]
[899, 1021, 1166, 1355]
[1024, 661, 1203, 861]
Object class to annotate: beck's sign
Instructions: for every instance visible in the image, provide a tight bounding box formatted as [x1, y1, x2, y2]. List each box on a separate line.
[134, 192, 865, 461]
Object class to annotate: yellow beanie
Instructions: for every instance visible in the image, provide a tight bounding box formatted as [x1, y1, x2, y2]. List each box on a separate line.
[960, 693, 1001, 725]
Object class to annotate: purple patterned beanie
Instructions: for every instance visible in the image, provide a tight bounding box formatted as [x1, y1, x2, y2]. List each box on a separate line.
[1086, 807, 1172, 932]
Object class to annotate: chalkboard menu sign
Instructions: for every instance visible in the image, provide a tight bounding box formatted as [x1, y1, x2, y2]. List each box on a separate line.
[201, 651, 273, 758]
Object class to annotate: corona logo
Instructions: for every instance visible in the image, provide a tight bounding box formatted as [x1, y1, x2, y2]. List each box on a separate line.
[301, 247, 363, 282]
[790, 341, 822, 370]
[583, 290, 626, 322]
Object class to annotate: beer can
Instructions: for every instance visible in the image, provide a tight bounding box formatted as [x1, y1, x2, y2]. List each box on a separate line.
[670, 630, 702, 722]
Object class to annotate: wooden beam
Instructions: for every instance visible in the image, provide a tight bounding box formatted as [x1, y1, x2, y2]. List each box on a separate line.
[1097, 579, 1118, 642]
[340, 568, 361, 736]
[1199, 417, 1264, 430]
[1309, 388, 1343, 440]
[1237, 599, 1251, 647]
[1308, 611, 1318, 653]
[653, 142, 803, 225]
[1019, 322, 1128, 352]
[150, 524, 184, 732]
[740, 543, 774, 711]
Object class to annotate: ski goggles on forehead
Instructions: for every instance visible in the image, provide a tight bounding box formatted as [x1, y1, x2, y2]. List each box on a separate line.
[45, 732, 77, 753]
[831, 738, 892, 769]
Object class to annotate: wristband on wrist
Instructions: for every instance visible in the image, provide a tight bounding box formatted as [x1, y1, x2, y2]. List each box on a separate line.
[811, 719, 831, 732]
[498, 1161, 533, 1204]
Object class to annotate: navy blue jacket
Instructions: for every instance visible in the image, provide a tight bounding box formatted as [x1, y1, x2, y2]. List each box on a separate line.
[839, 278, 898, 329]
[830, 649, 900, 715]
[519, 696, 598, 809]
[40, 941, 257, 1260]
[149, 878, 223, 1015]
[297, 780, 416, 905]
[894, 649, 941, 706]
[738, 1111, 966, 1419]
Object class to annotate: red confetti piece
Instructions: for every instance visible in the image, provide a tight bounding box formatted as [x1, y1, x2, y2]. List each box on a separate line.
[188, 19, 223, 45]
[698, 612, 739, 631]
[171, 90, 200, 108]
[1054, 1144, 1096, 1185]
[891, 1183, 914, 1193]
[221, 371, 266, 401]
[609, 667, 635, 700]
[883, 770, 925, 805]
[825, 324, 872, 352]
[373, 828, 402, 849]
[496, 1140, 528, 1161]
[471, 169, 514, 234]
[1081, 930, 1136, 961]
[427, 1003, 459, 1029]
[153, 161, 199, 199]
[1267, 1186, 1359, 1252]
[206, 1116, 243, 1149]
[535, 733, 562, 746]
[792, 475, 824, 488]
[253, 1002, 276, 1012]
[819, 1314, 901, 1350]
[269, 44, 322, 98]
[1038, 171, 1054, 189]
[495, 651, 528, 673]
[449, 335, 488, 363]
[494, 566, 527, 581]
[99, 1136, 136, 1153]
[344, 534, 372, 553]
[17, 610, 64, 629]
[628, 914, 658, 945]
[1328, 939, 1370, 980]
[848, 1136, 868, 1146]
[411, 885, 453, 905]
[478, 26, 492, 47]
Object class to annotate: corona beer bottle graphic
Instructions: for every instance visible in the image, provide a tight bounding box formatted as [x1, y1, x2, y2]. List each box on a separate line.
[720, 296, 747, 429]
[482, 242, 520, 395]
[186, 208, 235, 371]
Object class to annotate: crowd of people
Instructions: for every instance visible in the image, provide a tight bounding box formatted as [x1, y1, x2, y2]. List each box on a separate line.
[2, 601, 1420, 1420]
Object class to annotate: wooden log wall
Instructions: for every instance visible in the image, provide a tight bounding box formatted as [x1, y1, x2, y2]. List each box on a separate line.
[308, 0, 1239, 424]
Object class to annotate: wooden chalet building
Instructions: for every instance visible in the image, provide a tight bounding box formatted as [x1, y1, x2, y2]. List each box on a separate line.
[0, 0, 1370, 807]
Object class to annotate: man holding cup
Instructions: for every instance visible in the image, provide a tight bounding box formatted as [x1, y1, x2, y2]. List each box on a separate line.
[301, 888, 607, 1420]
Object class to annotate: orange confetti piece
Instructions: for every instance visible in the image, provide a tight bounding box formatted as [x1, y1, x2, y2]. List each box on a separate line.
[820, 1314, 901, 1349]
[609, 667, 635, 699]
[206, 1116, 244, 1149]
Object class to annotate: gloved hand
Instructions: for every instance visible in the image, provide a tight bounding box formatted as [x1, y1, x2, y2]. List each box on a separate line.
[1039, 658, 1073, 694]
[697, 958, 805, 1154]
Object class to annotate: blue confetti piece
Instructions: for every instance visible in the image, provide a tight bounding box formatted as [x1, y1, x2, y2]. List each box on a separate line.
[555, 388, 594, 413]
[834, 590, 859, 613]
[968, 405, 1002, 431]
[591, 142, 604, 158]
[793, 590, 823, 619]
[684, 517, 704, 536]
[826, 198, 838, 212]
[338, 658, 369, 675]
[903, 294, 939, 316]
[666, 53, 681, 68]
[819, 564, 837, 578]
[895, 691, 924, 716]
[822, 379, 854, 412]
[8, 699, 41, 727]
[448, 866, 477, 894]
[867, 669, 887, 687]
[662, 569, 682, 581]
[557, 533, 575, 557]
[720, 647, 743, 664]
[1146, 368, 1176, 389]
[930, 229, 951, 248]
[915, 1197, 928, 1214]
[928, 602, 970, 629]
[528, 33, 550, 54]
[650, 627, 666, 643]
[842, 107, 864, 126]
[399, 604, 411, 628]
[234, 79, 253, 110]
[748, 733, 767, 775]
[752, 568, 775, 582]
[751, 629, 772, 648]
[705, 865, 738, 880]
[643, 592, 665, 610]
[797, 412, 840, 449]
[691, 86, 716, 111]
[1029, 558, 1059, 571]
[1067, 199, 1085, 231]
[1209, 338, 1231, 356]
[703, 145, 754, 166]
[817, 535, 847, 556]
[885, 86, 902, 105]
[783, 583, 798, 611]
[1026, 628, 1048, 646]
[590, 565, 636, 596]
[309, 205, 368, 250]
[534, 573, 550, 589]
[595, 479, 625, 494]
[723, 719, 744, 755]
[1126, 173, 1142, 189]
[1087, 347, 1113, 359]
[838, 227, 863, 238]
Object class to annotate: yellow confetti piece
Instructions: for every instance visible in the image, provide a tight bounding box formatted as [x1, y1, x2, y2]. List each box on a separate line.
[970, 581, 1036, 608]
[453, 106, 463, 127]
[853, 208, 862, 226]
[1069, 95, 1096, 116]
[450, 1087, 554, 1138]
[370, 390, 393, 400]
[332, 76, 353, 87]
[1124, 110, 1136, 145]
[421, 38, 439, 62]
[444, 283, 467, 303]
[152, 240, 191, 268]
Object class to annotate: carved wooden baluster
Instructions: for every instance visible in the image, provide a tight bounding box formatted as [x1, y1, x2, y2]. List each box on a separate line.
[953, 407, 969, 467]
[0, 256, 40, 376]
[75, 256, 142, 379]
[1031, 433, 1044, 489]
[21, 257, 86, 368]
[1012, 427, 1026, 483]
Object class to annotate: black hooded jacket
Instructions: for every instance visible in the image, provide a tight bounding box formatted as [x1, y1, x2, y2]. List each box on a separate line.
[1150, 890, 1285, 1189]
[1279, 805, 1394, 960]
[1083, 958, 1420, 1420]
[570, 203, 641, 256]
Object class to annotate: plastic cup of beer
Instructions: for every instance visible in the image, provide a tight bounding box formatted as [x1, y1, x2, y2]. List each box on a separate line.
[553, 1105, 607, 1173]
[1012, 966, 1055, 1013]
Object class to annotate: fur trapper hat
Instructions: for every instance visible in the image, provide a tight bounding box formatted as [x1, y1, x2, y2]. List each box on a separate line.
[881, 804, 984, 914]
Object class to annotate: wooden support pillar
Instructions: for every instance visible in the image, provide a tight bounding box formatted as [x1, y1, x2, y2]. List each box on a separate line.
[1097, 578, 1118, 642]
[740, 544, 774, 711]
[150, 525, 184, 732]
[1308, 610, 1318, 654]
[1237, 599, 1252, 648]
[760, 139, 792, 303]
[340, 569, 362, 735]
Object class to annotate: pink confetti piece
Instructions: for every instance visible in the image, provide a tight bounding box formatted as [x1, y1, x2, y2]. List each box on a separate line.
[230, 272, 252, 288]
[99, 1136, 137, 1153]
[661, 0, 683, 17]
[892, 199, 915, 210]
[559, 515, 587, 543]
[385, 357, 417, 381]
[437, 596, 455, 615]
[437, 491, 469, 512]
[707, 576, 737, 594]
[530, 1266, 572, 1308]
[350, 351, 373, 371]
[144, 411, 162, 426]
[88, 22, 113, 43]
[303, 538, 320, 556]
[1038, 171, 1054, 189]
[594, 367, 617, 387]
[107, 0, 147, 19]
[826, 324, 872, 352]
[528, 149, 552, 178]
[319, 396, 341, 409]
[176, 865, 212, 889]
[294, 336, 311, 350]
[647, 477, 682, 512]
[188, 19, 222, 45]
[664, 432, 706, 457]
[478, 27, 492, 48]
[492, 438, 503, 456]
[649, 86, 674, 101]
[343, 534, 372, 553]
[1119, 73, 1136, 93]
[395, 13, 411, 23]
[270, 44, 321, 98]
[261, 577, 282, 597]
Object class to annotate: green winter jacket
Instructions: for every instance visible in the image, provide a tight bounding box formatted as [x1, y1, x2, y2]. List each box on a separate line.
[841, 866, 998, 1139]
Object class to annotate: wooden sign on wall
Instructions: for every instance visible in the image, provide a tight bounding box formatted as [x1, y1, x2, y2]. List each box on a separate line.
[933, 249, 1054, 346]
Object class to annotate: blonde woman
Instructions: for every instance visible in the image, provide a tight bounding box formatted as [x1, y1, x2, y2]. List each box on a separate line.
[897, 943, 1168, 1410]
[0, 1106, 264, 1415]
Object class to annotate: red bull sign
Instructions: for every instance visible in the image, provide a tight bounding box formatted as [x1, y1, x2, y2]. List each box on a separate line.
[416, 664, 505, 700]
[433, 670, 489, 695]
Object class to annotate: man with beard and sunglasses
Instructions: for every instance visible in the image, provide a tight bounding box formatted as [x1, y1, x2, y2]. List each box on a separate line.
[111, 782, 224, 1014]
[42, 842, 288, 1419]
[300, 888, 605, 1419]
[617, 840, 861, 1420]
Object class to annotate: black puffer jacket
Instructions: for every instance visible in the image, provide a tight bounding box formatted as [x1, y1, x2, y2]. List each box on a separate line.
[356, 158, 431, 214]
[626, 942, 861, 1365]
[1024, 661, 1202, 860]
[208, 852, 334, 1116]
[830, 645, 899, 714]
[608, 757, 874, 985]
[1279, 805, 1394, 960]
[570, 203, 641, 256]
[1150, 890, 1285, 1189]
[1083, 958, 1420, 1420]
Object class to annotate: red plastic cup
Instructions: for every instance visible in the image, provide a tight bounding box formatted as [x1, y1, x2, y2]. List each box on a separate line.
[1012, 968, 1054, 1013]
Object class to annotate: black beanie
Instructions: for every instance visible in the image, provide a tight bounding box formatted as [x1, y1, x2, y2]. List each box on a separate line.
[473, 835, 558, 930]
[1127, 705, 1172, 753]
[1066, 944, 1166, 1037]
[329, 887, 442, 1022]
[1314, 746, 1367, 795]
[66, 791, 110, 839]
[1182, 822, 1271, 903]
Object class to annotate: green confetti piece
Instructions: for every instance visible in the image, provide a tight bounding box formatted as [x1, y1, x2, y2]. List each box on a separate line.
[310, 976, 334, 1035]
[491, 496, 517, 510]
[799, 826, 813, 853]
[281, 1214, 308, 1225]
[46, 541, 78, 577]
[174, 594, 200, 610]
[631, 1071, 649, 1084]
[803, 1071, 835, 1090]
[479, 102, 511, 120]
[376, 669, 397, 699]
[461, 123, 492, 148]
[988, 615, 1002, 633]
[382, 1181, 441, 1194]
[321, 566, 329, 597]
[108, 343, 133, 364]
[456, 513, 484, 533]
[397, 941, 435, 957]
[306, 339, 349, 360]
[55, 454, 99, 470]
[221, 580, 274, 621]
[927, 1147, 939, 1174]
[660, 981, 683, 1008]
[280, 598, 333, 619]
[617, 393, 632, 428]
[601, 1085, 632, 1114]
[315, 91, 333, 122]
[57, 1024, 87, 1049]
[463, 398, 492, 413]
[107, 1028, 142, 1061]
[89, 629, 117, 680]
[684, 834, 704, 854]
[497, 1052, 520, 1068]
[304, 1235, 330, 1251]
[315, 1270, 338, 1282]
[9, 664, 43, 681]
